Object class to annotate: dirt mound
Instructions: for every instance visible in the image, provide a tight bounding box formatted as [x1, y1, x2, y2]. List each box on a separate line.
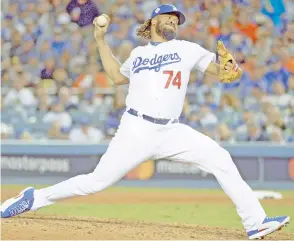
[2, 214, 293, 240]
[1, 187, 293, 240]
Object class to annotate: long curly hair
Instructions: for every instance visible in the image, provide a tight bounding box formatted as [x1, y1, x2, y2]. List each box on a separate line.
[136, 19, 152, 40]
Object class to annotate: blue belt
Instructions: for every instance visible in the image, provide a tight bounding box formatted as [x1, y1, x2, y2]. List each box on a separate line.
[127, 108, 179, 125]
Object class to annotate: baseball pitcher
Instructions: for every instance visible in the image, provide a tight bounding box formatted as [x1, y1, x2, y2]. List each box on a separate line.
[1, 4, 290, 240]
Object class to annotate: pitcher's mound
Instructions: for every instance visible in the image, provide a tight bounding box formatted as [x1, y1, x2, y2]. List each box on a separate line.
[1, 214, 292, 240]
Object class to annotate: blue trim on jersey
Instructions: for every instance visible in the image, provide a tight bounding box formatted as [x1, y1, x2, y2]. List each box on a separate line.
[150, 41, 163, 46]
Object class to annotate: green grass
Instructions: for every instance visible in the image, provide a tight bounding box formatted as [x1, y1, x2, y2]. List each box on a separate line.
[2, 185, 294, 232]
[39, 203, 242, 227]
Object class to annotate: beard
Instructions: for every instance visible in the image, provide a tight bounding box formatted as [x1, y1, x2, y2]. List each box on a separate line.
[155, 21, 176, 41]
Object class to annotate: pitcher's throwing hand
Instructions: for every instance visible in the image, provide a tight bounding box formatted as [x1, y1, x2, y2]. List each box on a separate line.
[93, 14, 110, 40]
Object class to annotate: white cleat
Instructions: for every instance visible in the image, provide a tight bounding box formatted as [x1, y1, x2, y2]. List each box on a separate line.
[1, 187, 35, 218]
[247, 216, 290, 240]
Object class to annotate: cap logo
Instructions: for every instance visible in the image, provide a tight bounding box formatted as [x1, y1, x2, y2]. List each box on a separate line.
[155, 8, 160, 13]
[173, 6, 177, 11]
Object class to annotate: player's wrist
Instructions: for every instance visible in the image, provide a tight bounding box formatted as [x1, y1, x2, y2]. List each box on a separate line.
[95, 38, 107, 47]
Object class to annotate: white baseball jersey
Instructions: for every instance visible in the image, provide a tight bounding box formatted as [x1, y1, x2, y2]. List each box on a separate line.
[120, 40, 216, 118]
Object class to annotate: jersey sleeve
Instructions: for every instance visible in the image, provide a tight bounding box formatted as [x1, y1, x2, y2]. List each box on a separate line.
[185, 41, 216, 73]
[120, 55, 133, 79]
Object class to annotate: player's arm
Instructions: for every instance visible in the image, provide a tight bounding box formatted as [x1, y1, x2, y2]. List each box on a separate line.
[96, 39, 129, 85]
[205, 62, 220, 76]
[205, 41, 242, 83]
[93, 15, 129, 85]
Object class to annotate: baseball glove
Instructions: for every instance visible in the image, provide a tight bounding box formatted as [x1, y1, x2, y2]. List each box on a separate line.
[217, 40, 243, 83]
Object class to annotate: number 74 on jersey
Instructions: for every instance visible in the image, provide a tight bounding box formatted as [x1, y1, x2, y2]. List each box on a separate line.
[163, 71, 182, 89]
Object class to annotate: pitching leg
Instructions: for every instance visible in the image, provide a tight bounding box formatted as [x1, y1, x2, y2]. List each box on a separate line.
[155, 123, 266, 232]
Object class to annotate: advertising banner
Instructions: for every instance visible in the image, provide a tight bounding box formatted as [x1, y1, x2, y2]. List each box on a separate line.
[125, 158, 294, 181]
[1, 155, 100, 177]
[1, 154, 293, 182]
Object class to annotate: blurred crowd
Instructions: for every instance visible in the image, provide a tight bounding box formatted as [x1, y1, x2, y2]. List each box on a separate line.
[1, 0, 294, 143]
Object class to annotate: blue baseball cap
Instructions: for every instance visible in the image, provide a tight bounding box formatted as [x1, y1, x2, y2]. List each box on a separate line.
[151, 4, 186, 25]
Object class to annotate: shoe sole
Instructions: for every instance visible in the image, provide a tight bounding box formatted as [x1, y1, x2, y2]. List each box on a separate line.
[248, 216, 290, 240]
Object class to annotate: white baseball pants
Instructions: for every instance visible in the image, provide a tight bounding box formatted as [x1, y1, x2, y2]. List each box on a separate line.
[32, 111, 266, 231]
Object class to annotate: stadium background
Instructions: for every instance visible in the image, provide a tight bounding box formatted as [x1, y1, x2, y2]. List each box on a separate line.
[1, 0, 294, 143]
[1, 0, 294, 239]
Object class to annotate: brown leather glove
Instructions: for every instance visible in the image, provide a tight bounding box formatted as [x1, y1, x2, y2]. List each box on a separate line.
[217, 40, 243, 83]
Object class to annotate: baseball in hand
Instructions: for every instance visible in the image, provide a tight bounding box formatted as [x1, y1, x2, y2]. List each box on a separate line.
[94, 15, 108, 27]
